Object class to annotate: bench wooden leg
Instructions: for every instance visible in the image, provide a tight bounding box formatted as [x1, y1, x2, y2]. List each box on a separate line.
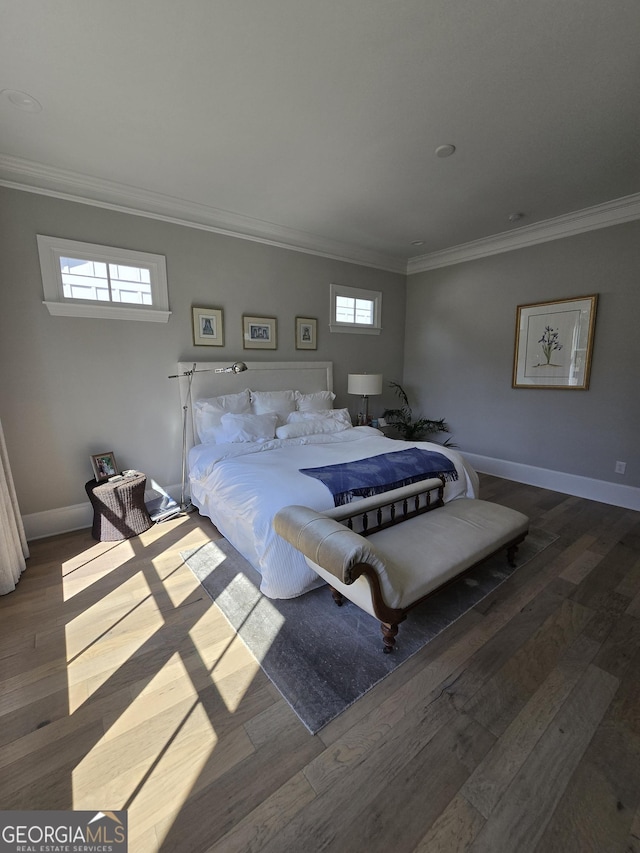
[507, 543, 519, 567]
[381, 622, 399, 653]
[330, 587, 344, 607]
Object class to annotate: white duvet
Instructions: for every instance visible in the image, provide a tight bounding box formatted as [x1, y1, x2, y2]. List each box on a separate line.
[189, 426, 479, 599]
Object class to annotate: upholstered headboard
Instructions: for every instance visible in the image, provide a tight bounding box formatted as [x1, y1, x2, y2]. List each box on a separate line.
[173, 360, 333, 450]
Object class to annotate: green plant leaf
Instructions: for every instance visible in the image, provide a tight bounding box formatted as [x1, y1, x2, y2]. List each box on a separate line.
[381, 381, 452, 443]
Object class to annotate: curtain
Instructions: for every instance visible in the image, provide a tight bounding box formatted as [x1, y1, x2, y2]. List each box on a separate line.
[0, 419, 29, 594]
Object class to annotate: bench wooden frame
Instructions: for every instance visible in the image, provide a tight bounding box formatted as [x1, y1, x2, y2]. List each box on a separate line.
[274, 478, 529, 653]
[330, 477, 445, 536]
[329, 532, 527, 653]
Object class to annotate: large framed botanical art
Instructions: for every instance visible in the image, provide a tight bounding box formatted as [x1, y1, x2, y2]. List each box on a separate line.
[512, 294, 598, 390]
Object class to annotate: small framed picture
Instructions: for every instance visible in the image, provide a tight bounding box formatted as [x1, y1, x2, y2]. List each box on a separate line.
[243, 315, 277, 349]
[296, 317, 317, 350]
[90, 451, 119, 482]
[192, 307, 224, 346]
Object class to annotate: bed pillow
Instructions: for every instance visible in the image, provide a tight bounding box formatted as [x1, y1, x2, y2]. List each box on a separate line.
[213, 411, 278, 444]
[295, 390, 335, 412]
[194, 390, 251, 443]
[250, 389, 296, 425]
[287, 408, 352, 428]
[276, 409, 352, 439]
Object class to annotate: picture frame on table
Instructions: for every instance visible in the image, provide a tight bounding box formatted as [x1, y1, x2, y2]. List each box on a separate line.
[90, 451, 118, 482]
[512, 294, 598, 390]
[243, 315, 277, 349]
[295, 316, 317, 350]
[192, 307, 224, 346]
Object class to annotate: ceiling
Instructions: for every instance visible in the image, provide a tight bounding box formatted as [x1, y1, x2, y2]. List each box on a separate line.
[1, 0, 639, 273]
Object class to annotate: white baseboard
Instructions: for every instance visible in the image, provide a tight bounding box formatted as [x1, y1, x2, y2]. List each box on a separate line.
[22, 484, 182, 541]
[22, 501, 94, 541]
[465, 453, 640, 511]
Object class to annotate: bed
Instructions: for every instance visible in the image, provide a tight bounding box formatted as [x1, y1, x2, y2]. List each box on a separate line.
[179, 361, 479, 599]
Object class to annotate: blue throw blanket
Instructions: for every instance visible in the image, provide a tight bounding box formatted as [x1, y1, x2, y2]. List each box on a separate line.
[299, 447, 458, 506]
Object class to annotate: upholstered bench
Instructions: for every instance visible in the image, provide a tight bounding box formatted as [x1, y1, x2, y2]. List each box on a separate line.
[274, 478, 529, 652]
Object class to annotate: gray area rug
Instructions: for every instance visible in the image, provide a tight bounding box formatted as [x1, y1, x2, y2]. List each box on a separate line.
[182, 528, 555, 734]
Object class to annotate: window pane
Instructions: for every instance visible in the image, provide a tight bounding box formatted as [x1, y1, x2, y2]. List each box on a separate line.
[110, 264, 150, 284]
[60, 257, 109, 300]
[60, 258, 107, 278]
[109, 263, 153, 305]
[114, 288, 152, 305]
[355, 299, 374, 324]
[335, 296, 355, 323]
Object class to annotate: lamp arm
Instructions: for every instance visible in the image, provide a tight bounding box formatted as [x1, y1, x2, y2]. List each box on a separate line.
[168, 361, 247, 378]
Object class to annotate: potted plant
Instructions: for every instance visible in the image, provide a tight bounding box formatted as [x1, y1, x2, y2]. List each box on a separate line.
[382, 381, 453, 444]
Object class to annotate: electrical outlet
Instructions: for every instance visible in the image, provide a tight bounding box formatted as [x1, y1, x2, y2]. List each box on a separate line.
[615, 461, 626, 474]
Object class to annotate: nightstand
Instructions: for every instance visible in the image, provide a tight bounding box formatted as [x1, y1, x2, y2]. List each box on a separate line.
[85, 473, 153, 541]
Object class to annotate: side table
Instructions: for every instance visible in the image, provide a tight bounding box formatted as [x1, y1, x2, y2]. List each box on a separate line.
[85, 473, 153, 541]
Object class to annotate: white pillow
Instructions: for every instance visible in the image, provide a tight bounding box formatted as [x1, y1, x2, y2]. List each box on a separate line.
[250, 389, 296, 425]
[276, 410, 352, 439]
[213, 411, 278, 444]
[287, 408, 352, 427]
[194, 390, 251, 443]
[295, 390, 335, 412]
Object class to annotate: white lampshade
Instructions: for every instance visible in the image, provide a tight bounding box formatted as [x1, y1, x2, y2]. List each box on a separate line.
[347, 373, 383, 396]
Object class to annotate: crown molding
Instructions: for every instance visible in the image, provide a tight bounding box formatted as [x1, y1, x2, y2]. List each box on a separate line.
[407, 192, 640, 274]
[0, 154, 406, 274]
[2, 154, 638, 277]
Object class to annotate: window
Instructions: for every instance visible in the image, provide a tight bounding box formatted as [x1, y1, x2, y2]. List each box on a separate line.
[37, 236, 170, 322]
[330, 283, 382, 335]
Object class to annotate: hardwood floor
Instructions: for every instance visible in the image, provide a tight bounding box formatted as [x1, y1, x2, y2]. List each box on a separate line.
[1, 474, 639, 852]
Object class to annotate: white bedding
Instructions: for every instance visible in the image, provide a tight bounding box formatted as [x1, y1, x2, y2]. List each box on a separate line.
[189, 426, 479, 599]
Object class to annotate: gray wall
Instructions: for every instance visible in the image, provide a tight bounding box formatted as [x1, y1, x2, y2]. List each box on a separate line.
[0, 187, 406, 516]
[404, 221, 639, 488]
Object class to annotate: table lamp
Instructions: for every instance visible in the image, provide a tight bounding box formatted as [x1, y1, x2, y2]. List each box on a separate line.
[347, 373, 383, 424]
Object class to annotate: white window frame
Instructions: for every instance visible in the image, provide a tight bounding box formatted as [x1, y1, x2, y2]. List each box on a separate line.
[329, 283, 382, 335]
[37, 235, 170, 322]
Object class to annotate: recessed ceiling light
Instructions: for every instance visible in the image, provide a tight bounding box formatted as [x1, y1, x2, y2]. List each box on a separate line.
[1, 89, 42, 112]
[411, 240, 425, 246]
[508, 212, 525, 222]
[435, 144, 456, 158]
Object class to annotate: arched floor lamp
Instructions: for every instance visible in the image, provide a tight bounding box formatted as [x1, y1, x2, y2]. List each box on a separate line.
[167, 361, 248, 514]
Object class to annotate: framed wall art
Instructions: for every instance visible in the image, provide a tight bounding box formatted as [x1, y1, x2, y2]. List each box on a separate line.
[243, 315, 277, 349]
[90, 451, 118, 481]
[295, 316, 317, 350]
[512, 294, 598, 389]
[192, 307, 224, 346]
